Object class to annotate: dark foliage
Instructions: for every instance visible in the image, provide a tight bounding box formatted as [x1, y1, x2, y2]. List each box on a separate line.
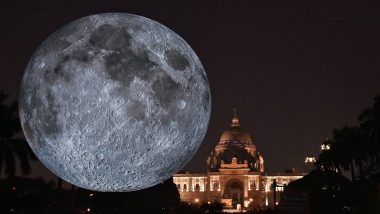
[87, 178, 180, 213]
[0, 177, 180, 214]
[0, 91, 37, 177]
[0, 177, 54, 214]
[282, 169, 352, 214]
[315, 95, 380, 213]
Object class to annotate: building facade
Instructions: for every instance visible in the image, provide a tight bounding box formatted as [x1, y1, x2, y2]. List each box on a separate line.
[173, 112, 305, 210]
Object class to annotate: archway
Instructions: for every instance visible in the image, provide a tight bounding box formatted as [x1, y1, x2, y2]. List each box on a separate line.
[223, 179, 244, 208]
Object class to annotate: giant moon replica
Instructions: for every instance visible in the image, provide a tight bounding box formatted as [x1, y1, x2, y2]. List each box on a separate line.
[19, 13, 211, 191]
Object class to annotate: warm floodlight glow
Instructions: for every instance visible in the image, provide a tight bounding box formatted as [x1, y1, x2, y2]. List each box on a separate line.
[321, 144, 331, 151]
[305, 156, 316, 163]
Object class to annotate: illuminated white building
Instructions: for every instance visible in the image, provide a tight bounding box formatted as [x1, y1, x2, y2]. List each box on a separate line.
[173, 112, 305, 210]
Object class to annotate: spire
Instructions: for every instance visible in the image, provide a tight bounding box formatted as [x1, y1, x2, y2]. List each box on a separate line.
[231, 108, 240, 127]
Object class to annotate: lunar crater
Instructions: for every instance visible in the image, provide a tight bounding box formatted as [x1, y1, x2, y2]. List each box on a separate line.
[19, 13, 211, 192]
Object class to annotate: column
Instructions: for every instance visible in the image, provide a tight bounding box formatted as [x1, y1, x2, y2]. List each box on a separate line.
[244, 177, 248, 197]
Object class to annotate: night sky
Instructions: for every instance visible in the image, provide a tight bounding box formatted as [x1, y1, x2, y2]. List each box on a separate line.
[1, 0, 380, 179]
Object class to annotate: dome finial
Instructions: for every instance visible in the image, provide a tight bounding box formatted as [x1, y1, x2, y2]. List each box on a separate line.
[231, 108, 240, 127]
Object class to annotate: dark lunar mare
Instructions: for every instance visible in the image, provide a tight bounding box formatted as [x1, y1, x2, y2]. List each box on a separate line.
[19, 13, 211, 192]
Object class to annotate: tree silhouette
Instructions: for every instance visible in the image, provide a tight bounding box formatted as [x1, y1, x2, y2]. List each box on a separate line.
[333, 126, 365, 181]
[0, 91, 36, 178]
[358, 95, 380, 175]
[316, 95, 380, 213]
[317, 96, 380, 181]
[316, 138, 341, 172]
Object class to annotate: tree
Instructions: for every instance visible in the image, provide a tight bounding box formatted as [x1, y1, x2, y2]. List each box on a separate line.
[316, 95, 380, 213]
[316, 96, 380, 181]
[333, 126, 365, 181]
[358, 95, 380, 175]
[316, 138, 341, 172]
[0, 91, 36, 178]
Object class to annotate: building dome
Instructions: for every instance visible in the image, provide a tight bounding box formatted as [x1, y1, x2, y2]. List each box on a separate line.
[220, 127, 252, 144]
[207, 110, 264, 173]
[218, 112, 253, 146]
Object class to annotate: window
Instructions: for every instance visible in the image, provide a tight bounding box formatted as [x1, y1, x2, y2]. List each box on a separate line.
[213, 182, 219, 189]
[184, 184, 187, 190]
[195, 184, 200, 190]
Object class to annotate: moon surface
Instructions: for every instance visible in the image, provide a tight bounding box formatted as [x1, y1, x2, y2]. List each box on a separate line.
[19, 13, 211, 192]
